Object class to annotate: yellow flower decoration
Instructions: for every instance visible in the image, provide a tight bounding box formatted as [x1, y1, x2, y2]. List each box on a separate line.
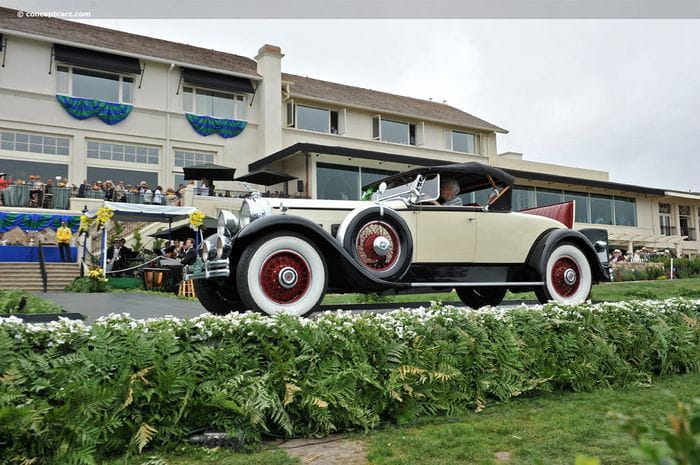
[79, 214, 94, 233]
[88, 267, 106, 282]
[96, 206, 114, 226]
[189, 210, 205, 229]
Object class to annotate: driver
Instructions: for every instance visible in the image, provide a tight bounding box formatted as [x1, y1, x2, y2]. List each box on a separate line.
[431, 177, 463, 206]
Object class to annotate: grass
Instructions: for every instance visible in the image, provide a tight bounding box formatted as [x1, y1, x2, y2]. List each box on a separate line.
[366, 373, 700, 465]
[101, 445, 299, 465]
[321, 277, 700, 305]
[99, 373, 700, 465]
[0, 289, 64, 314]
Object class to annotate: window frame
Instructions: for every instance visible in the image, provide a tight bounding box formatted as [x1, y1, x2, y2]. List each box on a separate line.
[445, 129, 479, 155]
[372, 115, 417, 146]
[56, 64, 134, 105]
[1, 130, 70, 156]
[86, 139, 160, 166]
[182, 85, 248, 121]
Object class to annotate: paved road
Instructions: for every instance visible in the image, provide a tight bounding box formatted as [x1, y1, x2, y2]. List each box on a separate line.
[36, 292, 207, 324]
[35, 292, 532, 324]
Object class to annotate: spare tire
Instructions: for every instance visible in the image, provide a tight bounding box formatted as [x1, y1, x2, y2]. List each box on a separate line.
[337, 206, 412, 281]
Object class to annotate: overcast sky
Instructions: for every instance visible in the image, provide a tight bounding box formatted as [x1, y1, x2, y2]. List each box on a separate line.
[80, 19, 699, 192]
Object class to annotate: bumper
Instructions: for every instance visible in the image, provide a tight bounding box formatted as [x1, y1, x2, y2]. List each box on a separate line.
[183, 258, 230, 281]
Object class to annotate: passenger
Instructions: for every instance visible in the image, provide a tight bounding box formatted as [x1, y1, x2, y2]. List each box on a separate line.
[431, 177, 462, 206]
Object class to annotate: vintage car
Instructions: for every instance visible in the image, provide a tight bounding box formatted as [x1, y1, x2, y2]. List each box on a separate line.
[185, 162, 610, 316]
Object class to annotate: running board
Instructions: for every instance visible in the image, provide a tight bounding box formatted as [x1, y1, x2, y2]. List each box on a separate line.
[408, 281, 544, 288]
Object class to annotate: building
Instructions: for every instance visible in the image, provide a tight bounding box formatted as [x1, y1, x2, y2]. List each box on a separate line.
[0, 7, 698, 256]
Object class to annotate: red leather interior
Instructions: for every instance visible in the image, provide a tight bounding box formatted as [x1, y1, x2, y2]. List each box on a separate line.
[519, 200, 574, 229]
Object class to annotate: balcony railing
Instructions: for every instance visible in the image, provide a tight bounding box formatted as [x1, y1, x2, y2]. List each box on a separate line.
[192, 187, 310, 199]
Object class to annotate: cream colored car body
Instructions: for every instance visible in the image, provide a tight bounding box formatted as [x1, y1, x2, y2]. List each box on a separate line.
[242, 197, 565, 264]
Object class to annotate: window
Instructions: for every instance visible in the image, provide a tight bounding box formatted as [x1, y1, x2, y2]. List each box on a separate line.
[371, 115, 418, 145]
[679, 205, 695, 241]
[564, 191, 591, 224]
[87, 140, 159, 165]
[614, 197, 637, 227]
[513, 186, 636, 226]
[316, 162, 396, 200]
[87, 167, 157, 187]
[1, 131, 70, 155]
[183, 86, 247, 120]
[174, 149, 215, 167]
[445, 130, 478, 154]
[512, 186, 536, 210]
[287, 103, 344, 134]
[590, 194, 614, 225]
[659, 203, 672, 236]
[57, 65, 134, 104]
[536, 188, 563, 207]
[0, 159, 68, 180]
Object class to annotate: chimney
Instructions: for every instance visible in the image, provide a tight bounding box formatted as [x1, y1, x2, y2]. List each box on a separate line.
[256, 44, 284, 155]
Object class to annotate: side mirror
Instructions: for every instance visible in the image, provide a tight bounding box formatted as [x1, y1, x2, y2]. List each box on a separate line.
[378, 182, 387, 194]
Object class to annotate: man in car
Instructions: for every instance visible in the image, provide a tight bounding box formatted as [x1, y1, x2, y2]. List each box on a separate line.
[431, 177, 462, 206]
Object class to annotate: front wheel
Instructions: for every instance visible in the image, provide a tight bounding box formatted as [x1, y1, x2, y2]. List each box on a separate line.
[236, 231, 328, 316]
[194, 279, 244, 315]
[535, 242, 592, 305]
[456, 287, 507, 309]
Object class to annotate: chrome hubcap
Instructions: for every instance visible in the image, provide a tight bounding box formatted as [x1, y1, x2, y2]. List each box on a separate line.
[278, 266, 298, 288]
[373, 236, 391, 256]
[563, 268, 577, 285]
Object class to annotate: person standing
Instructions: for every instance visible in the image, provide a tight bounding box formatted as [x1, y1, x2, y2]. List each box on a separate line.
[56, 221, 73, 262]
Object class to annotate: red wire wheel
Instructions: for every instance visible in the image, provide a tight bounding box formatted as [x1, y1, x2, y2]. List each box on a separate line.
[550, 256, 580, 297]
[354, 220, 401, 271]
[258, 250, 311, 304]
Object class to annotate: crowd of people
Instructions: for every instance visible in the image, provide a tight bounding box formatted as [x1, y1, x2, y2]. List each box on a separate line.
[0, 171, 196, 207]
[610, 247, 680, 263]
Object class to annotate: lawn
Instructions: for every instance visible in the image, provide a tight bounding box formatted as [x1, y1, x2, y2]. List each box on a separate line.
[321, 277, 700, 305]
[366, 373, 700, 465]
[101, 373, 700, 465]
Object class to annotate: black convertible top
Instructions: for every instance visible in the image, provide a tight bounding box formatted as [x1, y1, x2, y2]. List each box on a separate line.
[362, 162, 515, 191]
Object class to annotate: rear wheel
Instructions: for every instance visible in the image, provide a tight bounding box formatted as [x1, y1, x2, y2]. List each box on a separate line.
[194, 279, 243, 315]
[236, 231, 327, 317]
[535, 242, 592, 305]
[456, 287, 507, 309]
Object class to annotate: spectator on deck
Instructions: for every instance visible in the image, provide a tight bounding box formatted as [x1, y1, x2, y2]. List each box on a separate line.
[78, 179, 90, 197]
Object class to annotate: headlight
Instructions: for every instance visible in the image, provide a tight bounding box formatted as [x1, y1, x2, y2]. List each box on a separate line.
[239, 197, 271, 228]
[199, 235, 218, 262]
[216, 235, 232, 259]
[218, 210, 240, 236]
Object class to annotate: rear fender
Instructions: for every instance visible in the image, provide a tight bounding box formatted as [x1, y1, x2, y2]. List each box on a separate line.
[526, 228, 610, 282]
[231, 215, 391, 291]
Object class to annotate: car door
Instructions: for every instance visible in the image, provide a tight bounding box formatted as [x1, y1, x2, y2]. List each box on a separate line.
[414, 206, 477, 262]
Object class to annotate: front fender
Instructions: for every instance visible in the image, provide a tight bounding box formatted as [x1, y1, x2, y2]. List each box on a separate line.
[232, 215, 394, 292]
[526, 228, 610, 282]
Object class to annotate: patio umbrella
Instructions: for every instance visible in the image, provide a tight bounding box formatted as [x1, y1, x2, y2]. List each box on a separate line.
[234, 169, 297, 186]
[150, 217, 217, 241]
[183, 163, 236, 181]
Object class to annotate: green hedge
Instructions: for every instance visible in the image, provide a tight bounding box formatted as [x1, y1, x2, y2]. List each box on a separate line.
[0, 289, 63, 314]
[1, 300, 699, 464]
[649, 257, 700, 279]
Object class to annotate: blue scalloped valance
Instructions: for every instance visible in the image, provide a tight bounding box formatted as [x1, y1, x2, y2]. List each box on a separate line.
[0, 212, 80, 233]
[185, 113, 247, 138]
[56, 95, 133, 125]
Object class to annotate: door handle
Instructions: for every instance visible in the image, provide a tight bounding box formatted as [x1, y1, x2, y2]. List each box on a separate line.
[467, 217, 476, 222]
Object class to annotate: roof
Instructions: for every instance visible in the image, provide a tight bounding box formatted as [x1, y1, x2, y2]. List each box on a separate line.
[251, 143, 669, 196]
[248, 142, 449, 172]
[362, 162, 515, 190]
[0, 7, 506, 133]
[284, 73, 508, 134]
[0, 7, 259, 78]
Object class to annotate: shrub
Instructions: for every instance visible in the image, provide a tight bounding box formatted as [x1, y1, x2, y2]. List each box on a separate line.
[0, 299, 698, 464]
[0, 290, 63, 314]
[354, 292, 391, 303]
[64, 276, 111, 293]
[649, 257, 700, 279]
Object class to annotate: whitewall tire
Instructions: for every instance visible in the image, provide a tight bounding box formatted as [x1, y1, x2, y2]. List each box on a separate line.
[535, 243, 592, 305]
[236, 231, 327, 317]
